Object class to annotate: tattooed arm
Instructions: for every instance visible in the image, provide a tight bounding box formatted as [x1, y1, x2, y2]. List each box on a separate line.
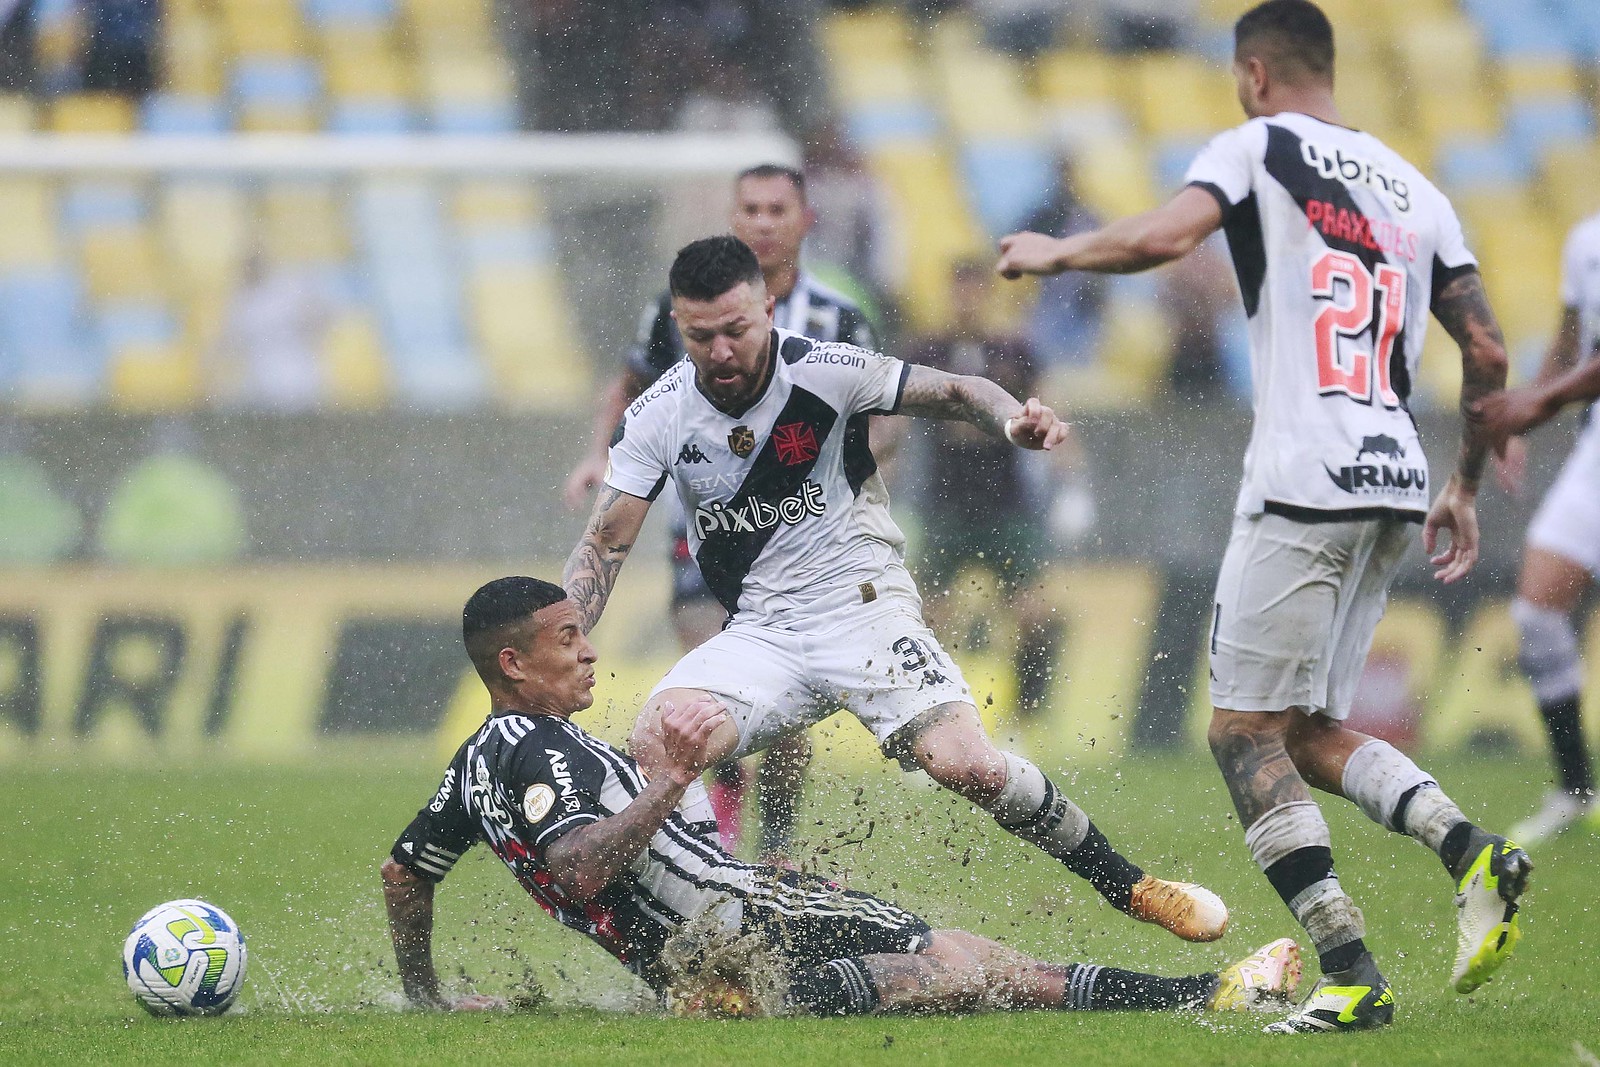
[1423, 268, 1510, 583]
[380, 860, 505, 1011]
[562, 485, 652, 633]
[542, 698, 727, 903]
[897, 365, 1069, 450]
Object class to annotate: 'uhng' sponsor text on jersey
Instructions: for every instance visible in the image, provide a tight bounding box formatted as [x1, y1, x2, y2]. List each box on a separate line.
[391, 713, 763, 980]
[1185, 112, 1478, 521]
[604, 329, 910, 624]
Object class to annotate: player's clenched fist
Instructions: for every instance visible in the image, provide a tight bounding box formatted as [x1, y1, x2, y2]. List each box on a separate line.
[995, 232, 1066, 279]
[659, 697, 729, 786]
[1005, 397, 1069, 451]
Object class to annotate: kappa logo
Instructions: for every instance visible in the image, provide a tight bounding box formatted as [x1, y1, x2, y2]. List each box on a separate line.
[772, 421, 820, 466]
[728, 425, 756, 458]
[676, 442, 710, 465]
[1326, 436, 1426, 495]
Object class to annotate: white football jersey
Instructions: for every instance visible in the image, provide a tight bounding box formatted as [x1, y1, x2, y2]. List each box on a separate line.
[1559, 212, 1600, 449]
[1185, 112, 1478, 521]
[605, 328, 910, 624]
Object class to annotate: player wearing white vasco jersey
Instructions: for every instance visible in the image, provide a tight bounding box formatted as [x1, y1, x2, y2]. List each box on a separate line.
[1481, 212, 1600, 845]
[564, 234, 1232, 946]
[998, 0, 1527, 1034]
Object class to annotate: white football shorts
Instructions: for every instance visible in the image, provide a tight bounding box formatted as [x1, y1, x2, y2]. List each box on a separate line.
[1527, 418, 1600, 576]
[1209, 511, 1413, 720]
[650, 588, 972, 759]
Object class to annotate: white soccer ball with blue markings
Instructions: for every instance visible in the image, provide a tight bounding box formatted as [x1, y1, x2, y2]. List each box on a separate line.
[122, 899, 247, 1016]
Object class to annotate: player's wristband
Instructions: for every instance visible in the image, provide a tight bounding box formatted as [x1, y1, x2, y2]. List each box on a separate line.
[1004, 417, 1020, 443]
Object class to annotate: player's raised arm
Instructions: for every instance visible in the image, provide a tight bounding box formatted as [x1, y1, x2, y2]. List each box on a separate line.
[1423, 269, 1510, 583]
[562, 485, 652, 633]
[897, 364, 1069, 451]
[996, 185, 1223, 278]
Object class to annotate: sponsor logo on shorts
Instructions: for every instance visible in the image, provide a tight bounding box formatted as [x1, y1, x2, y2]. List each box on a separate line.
[693, 481, 826, 538]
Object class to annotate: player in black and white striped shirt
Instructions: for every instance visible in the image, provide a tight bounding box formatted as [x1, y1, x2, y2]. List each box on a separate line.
[380, 577, 1301, 1017]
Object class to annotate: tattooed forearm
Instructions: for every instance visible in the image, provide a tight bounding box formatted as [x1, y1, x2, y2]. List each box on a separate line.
[562, 486, 646, 633]
[897, 366, 1019, 439]
[381, 860, 445, 1008]
[542, 777, 686, 902]
[1207, 720, 1312, 829]
[1432, 270, 1509, 487]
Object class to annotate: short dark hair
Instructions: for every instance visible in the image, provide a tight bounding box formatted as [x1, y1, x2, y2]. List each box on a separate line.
[737, 163, 806, 202]
[1235, 0, 1334, 84]
[669, 235, 764, 302]
[463, 576, 567, 681]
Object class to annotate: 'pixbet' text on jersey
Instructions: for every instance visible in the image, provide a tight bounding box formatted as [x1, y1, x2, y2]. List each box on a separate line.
[693, 480, 827, 539]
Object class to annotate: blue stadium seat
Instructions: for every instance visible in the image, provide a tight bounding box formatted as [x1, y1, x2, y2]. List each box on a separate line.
[329, 100, 416, 133]
[141, 94, 229, 135]
[96, 300, 178, 352]
[1436, 137, 1536, 190]
[1506, 97, 1595, 158]
[429, 101, 517, 134]
[0, 269, 100, 394]
[60, 182, 143, 231]
[302, 0, 395, 24]
[845, 103, 940, 149]
[960, 140, 1056, 237]
[352, 181, 482, 404]
[1464, 0, 1571, 56]
[231, 57, 322, 111]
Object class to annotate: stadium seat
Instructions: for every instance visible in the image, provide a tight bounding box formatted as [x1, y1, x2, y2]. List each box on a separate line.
[418, 55, 517, 133]
[1540, 143, 1600, 228]
[49, 94, 137, 133]
[160, 4, 228, 97]
[142, 94, 230, 135]
[158, 181, 252, 351]
[303, 0, 395, 26]
[0, 269, 100, 403]
[1034, 49, 1131, 143]
[216, 0, 308, 56]
[866, 144, 986, 332]
[1070, 134, 1159, 219]
[321, 310, 391, 408]
[1506, 98, 1594, 161]
[232, 55, 323, 131]
[928, 18, 1036, 140]
[259, 181, 350, 263]
[1437, 136, 1535, 192]
[80, 227, 167, 302]
[0, 94, 35, 132]
[60, 181, 145, 233]
[0, 182, 64, 268]
[1125, 53, 1236, 141]
[960, 140, 1057, 237]
[1392, 15, 1488, 97]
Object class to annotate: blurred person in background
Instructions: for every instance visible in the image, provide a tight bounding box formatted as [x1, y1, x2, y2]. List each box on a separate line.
[0, 0, 36, 92]
[1097, 0, 1196, 52]
[971, 0, 1063, 61]
[211, 253, 335, 412]
[802, 121, 903, 325]
[1158, 236, 1242, 400]
[910, 257, 1093, 718]
[998, 0, 1526, 1031]
[564, 165, 894, 863]
[81, 0, 157, 95]
[1019, 156, 1106, 372]
[98, 418, 247, 566]
[1479, 212, 1600, 846]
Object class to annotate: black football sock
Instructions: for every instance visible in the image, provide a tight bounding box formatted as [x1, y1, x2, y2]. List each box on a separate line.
[787, 958, 879, 1016]
[1058, 964, 1217, 1010]
[1540, 695, 1594, 796]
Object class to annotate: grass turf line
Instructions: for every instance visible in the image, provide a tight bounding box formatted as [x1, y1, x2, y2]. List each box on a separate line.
[2, 753, 1595, 1065]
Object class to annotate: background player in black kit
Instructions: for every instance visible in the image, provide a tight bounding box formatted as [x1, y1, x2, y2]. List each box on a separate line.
[380, 576, 1301, 1017]
[563, 163, 894, 862]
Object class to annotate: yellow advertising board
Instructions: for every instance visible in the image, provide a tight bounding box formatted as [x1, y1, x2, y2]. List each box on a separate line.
[0, 563, 1595, 766]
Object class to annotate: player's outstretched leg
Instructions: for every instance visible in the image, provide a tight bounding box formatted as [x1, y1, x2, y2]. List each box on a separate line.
[782, 930, 1299, 1017]
[1209, 708, 1392, 1033]
[896, 703, 1229, 942]
[1290, 718, 1533, 995]
[1512, 595, 1595, 845]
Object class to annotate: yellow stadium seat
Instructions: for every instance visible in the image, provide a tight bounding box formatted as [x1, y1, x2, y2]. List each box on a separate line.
[49, 93, 136, 133]
[1473, 205, 1563, 347]
[322, 33, 412, 99]
[822, 7, 917, 67]
[1393, 16, 1487, 97]
[1036, 49, 1119, 106]
[159, 182, 252, 353]
[1500, 57, 1582, 99]
[0, 93, 36, 132]
[0, 181, 62, 267]
[108, 342, 202, 411]
[322, 312, 390, 408]
[1541, 143, 1600, 229]
[929, 20, 1038, 138]
[1336, 62, 1410, 138]
[1414, 87, 1500, 144]
[418, 54, 513, 105]
[1071, 134, 1159, 218]
[160, 8, 226, 96]
[454, 181, 539, 228]
[80, 227, 165, 301]
[404, 0, 492, 54]
[1126, 52, 1236, 140]
[467, 266, 591, 409]
[216, 0, 307, 56]
[867, 142, 986, 332]
[259, 183, 348, 262]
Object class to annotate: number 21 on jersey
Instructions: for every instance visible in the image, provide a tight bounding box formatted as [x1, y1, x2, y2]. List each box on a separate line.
[1311, 249, 1405, 408]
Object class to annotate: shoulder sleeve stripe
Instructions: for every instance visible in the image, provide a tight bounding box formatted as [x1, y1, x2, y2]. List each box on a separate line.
[1187, 180, 1233, 215]
[1430, 259, 1479, 309]
[869, 361, 912, 416]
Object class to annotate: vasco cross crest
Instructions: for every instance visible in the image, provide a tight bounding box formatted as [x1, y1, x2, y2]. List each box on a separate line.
[727, 425, 756, 458]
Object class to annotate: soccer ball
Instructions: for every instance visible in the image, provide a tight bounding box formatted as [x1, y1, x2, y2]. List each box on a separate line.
[122, 899, 247, 1016]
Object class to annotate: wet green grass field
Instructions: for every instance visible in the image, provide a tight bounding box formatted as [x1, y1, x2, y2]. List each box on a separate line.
[3, 749, 1595, 1066]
